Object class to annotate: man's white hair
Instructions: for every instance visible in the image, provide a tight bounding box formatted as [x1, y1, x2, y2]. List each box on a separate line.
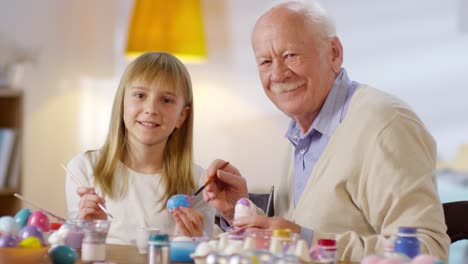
[265, 0, 337, 38]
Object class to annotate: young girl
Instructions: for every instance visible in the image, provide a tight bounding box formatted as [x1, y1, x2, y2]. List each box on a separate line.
[65, 52, 214, 244]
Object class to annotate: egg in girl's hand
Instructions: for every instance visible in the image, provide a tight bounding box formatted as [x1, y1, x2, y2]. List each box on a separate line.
[167, 194, 194, 212]
[18, 225, 45, 245]
[0, 234, 18, 248]
[0, 216, 20, 236]
[14, 208, 32, 229]
[234, 198, 257, 220]
[27, 211, 50, 232]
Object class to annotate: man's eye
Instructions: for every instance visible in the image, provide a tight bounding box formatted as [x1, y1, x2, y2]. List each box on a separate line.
[260, 60, 271, 66]
[286, 53, 296, 58]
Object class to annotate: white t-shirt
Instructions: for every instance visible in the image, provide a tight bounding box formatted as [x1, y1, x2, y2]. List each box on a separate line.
[65, 150, 214, 245]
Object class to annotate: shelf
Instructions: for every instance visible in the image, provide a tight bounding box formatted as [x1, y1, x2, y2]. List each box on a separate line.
[0, 87, 22, 97]
[0, 89, 23, 216]
[0, 187, 19, 195]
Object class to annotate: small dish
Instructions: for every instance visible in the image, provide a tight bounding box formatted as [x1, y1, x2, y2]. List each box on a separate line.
[170, 240, 200, 262]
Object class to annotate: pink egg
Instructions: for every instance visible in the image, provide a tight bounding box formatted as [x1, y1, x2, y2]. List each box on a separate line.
[361, 255, 384, 264]
[27, 211, 50, 232]
[410, 254, 438, 264]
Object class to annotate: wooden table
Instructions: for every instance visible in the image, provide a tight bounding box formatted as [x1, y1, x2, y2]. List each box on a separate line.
[75, 244, 146, 263]
[72, 244, 358, 264]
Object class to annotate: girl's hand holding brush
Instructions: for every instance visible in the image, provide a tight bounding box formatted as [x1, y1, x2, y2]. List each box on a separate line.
[77, 187, 108, 221]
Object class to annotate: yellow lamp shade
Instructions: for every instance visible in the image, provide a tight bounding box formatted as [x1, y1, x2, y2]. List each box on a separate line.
[126, 0, 206, 63]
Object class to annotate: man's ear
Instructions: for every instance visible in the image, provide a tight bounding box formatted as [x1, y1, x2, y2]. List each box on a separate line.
[175, 106, 190, 128]
[329, 36, 343, 74]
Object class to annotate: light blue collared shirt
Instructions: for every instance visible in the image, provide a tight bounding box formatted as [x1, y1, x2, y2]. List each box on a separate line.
[285, 68, 358, 242]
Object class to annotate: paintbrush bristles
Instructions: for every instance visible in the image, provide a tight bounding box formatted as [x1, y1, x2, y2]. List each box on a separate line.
[193, 161, 230, 196]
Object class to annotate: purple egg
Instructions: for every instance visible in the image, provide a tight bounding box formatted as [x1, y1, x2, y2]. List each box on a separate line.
[236, 198, 251, 207]
[0, 234, 18, 248]
[166, 194, 194, 212]
[18, 225, 45, 245]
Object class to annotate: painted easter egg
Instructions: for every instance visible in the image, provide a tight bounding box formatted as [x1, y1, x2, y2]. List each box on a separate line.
[14, 208, 32, 229]
[18, 236, 42, 248]
[0, 234, 18, 248]
[166, 194, 194, 212]
[0, 216, 20, 236]
[27, 211, 50, 232]
[234, 198, 257, 220]
[18, 225, 45, 245]
[49, 245, 78, 264]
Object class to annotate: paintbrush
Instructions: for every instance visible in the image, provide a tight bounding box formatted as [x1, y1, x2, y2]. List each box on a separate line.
[14, 193, 67, 222]
[193, 161, 229, 196]
[60, 163, 114, 219]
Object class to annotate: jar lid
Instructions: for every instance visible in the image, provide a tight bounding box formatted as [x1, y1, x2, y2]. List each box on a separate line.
[398, 227, 417, 234]
[50, 222, 62, 231]
[318, 239, 336, 247]
[272, 228, 291, 238]
[149, 233, 169, 242]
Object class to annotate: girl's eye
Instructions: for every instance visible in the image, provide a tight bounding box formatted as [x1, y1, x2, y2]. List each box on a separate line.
[134, 92, 144, 99]
[163, 97, 175, 104]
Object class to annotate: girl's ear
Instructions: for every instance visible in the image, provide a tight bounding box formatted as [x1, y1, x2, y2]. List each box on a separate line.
[175, 106, 190, 128]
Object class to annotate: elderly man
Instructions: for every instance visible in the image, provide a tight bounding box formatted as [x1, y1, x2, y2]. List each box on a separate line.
[203, 0, 450, 262]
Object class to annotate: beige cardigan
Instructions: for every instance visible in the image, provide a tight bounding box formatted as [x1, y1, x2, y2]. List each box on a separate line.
[275, 85, 450, 261]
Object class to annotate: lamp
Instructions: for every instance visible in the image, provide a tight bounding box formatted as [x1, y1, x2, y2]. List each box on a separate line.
[125, 0, 206, 63]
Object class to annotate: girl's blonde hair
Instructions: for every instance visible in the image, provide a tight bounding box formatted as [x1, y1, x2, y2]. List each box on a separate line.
[94, 52, 195, 207]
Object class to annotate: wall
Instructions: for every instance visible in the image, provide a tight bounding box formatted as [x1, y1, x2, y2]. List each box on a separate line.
[0, 0, 467, 219]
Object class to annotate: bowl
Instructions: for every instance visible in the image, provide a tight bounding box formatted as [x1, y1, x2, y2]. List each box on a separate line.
[170, 241, 200, 262]
[0, 247, 49, 263]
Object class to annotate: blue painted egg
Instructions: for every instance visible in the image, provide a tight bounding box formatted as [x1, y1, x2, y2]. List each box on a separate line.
[49, 245, 78, 264]
[0, 216, 20, 236]
[166, 194, 194, 212]
[14, 208, 32, 228]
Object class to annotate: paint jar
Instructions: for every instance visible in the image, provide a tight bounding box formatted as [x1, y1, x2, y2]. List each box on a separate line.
[148, 233, 170, 264]
[81, 220, 111, 262]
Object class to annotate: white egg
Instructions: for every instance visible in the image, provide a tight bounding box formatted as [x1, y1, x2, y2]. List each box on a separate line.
[0, 216, 19, 236]
[234, 198, 257, 220]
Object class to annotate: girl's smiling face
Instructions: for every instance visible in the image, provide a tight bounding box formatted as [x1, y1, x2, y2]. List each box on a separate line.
[123, 77, 189, 148]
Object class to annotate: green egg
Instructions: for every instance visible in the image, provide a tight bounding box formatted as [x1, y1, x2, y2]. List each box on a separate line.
[14, 208, 32, 228]
[49, 245, 78, 264]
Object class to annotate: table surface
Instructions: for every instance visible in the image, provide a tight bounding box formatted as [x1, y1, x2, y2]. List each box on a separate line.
[71, 244, 358, 264]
